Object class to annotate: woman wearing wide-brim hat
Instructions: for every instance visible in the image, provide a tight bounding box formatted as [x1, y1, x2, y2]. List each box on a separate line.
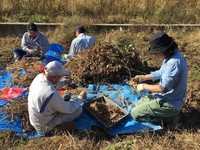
[130, 31, 188, 129]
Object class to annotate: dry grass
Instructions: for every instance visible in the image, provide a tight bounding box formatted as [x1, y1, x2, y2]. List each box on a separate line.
[1, 0, 200, 24]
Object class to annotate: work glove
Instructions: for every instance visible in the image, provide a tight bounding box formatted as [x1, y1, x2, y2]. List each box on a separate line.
[137, 84, 145, 93]
[134, 75, 145, 83]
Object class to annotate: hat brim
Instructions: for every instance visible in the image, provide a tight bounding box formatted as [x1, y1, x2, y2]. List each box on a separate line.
[149, 40, 174, 53]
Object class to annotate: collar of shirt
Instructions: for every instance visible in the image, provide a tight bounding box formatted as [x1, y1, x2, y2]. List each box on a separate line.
[77, 33, 85, 38]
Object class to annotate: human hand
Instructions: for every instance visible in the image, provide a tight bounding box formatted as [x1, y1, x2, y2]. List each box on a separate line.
[137, 84, 145, 93]
[78, 89, 87, 99]
[134, 75, 145, 83]
[27, 49, 34, 54]
[35, 46, 41, 51]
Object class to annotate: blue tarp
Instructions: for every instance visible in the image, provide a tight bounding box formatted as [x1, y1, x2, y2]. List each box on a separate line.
[43, 43, 65, 66]
[0, 44, 162, 138]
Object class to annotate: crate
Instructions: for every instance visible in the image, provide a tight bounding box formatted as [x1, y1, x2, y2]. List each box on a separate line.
[83, 96, 129, 129]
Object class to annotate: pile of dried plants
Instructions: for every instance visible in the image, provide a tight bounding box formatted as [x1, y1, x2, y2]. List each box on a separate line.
[0, 50, 13, 68]
[66, 42, 146, 84]
[6, 57, 42, 87]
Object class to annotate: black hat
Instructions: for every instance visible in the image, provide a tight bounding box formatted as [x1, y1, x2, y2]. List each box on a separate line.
[149, 31, 174, 53]
[27, 23, 38, 32]
[75, 25, 85, 33]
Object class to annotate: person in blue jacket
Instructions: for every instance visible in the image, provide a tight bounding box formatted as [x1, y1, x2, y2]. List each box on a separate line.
[68, 26, 94, 57]
[130, 31, 188, 129]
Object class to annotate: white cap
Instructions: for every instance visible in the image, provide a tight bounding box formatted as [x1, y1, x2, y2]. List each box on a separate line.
[44, 61, 70, 76]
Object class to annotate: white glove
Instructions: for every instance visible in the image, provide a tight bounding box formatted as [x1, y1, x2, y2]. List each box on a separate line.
[137, 84, 145, 93]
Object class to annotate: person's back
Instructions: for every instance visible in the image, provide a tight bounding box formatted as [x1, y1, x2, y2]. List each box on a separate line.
[68, 26, 94, 57]
[28, 73, 56, 133]
[72, 33, 94, 51]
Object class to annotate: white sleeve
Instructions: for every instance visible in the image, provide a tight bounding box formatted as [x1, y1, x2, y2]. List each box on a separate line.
[21, 33, 28, 51]
[49, 91, 83, 114]
[68, 39, 77, 57]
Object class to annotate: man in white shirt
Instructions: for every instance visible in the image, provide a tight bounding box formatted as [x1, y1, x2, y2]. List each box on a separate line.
[68, 26, 95, 57]
[28, 61, 86, 134]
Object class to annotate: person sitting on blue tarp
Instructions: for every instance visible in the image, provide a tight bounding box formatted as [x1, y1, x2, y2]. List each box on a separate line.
[28, 61, 86, 134]
[13, 23, 50, 62]
[130, 31, 188, 129]
[68, 25, 95, 57]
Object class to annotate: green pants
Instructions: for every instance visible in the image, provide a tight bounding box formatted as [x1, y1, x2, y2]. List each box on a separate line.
[131, 95, 179, 124]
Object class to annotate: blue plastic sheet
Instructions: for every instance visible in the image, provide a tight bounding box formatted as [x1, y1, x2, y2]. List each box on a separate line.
[0, 71, 12, 87]
[44, 43, 65, 66]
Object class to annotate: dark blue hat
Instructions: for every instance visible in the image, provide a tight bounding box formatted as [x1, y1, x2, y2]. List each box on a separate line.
[149, 31, 174, 53]
[75, 25, 85, 33]
[27, 23, 38, 32]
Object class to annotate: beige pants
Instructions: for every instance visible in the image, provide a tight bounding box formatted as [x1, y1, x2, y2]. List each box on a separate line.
[131, 95, 179, 126]
[45, 107, 82, 133]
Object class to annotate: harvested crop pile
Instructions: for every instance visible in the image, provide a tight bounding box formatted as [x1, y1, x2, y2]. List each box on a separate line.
[0, 96, 34, 132]
[85, 99, 125, 127]
[0, 37, 21, 67]
[6, 57, 41, 72]
[66, 42, 146, 84]
[6, 57, 42, 87]
[11, 71, 38, 87]
[0, 50, 13, 68]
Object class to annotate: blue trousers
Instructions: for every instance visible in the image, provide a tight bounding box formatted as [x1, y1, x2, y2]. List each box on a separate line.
[13, 48, 45, 61]
[13, 48, 33, 60]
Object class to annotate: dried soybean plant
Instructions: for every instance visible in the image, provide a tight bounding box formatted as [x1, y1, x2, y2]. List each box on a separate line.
[6, 57, 41, 72]
[0, 50, 13, 68]
[6, 57, 42, 87]
[0, 96, 34, 132]
[66, 42, 145, 84]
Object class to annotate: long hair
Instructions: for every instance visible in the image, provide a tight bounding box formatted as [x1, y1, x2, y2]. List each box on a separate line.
[164, 40, 178, 58]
